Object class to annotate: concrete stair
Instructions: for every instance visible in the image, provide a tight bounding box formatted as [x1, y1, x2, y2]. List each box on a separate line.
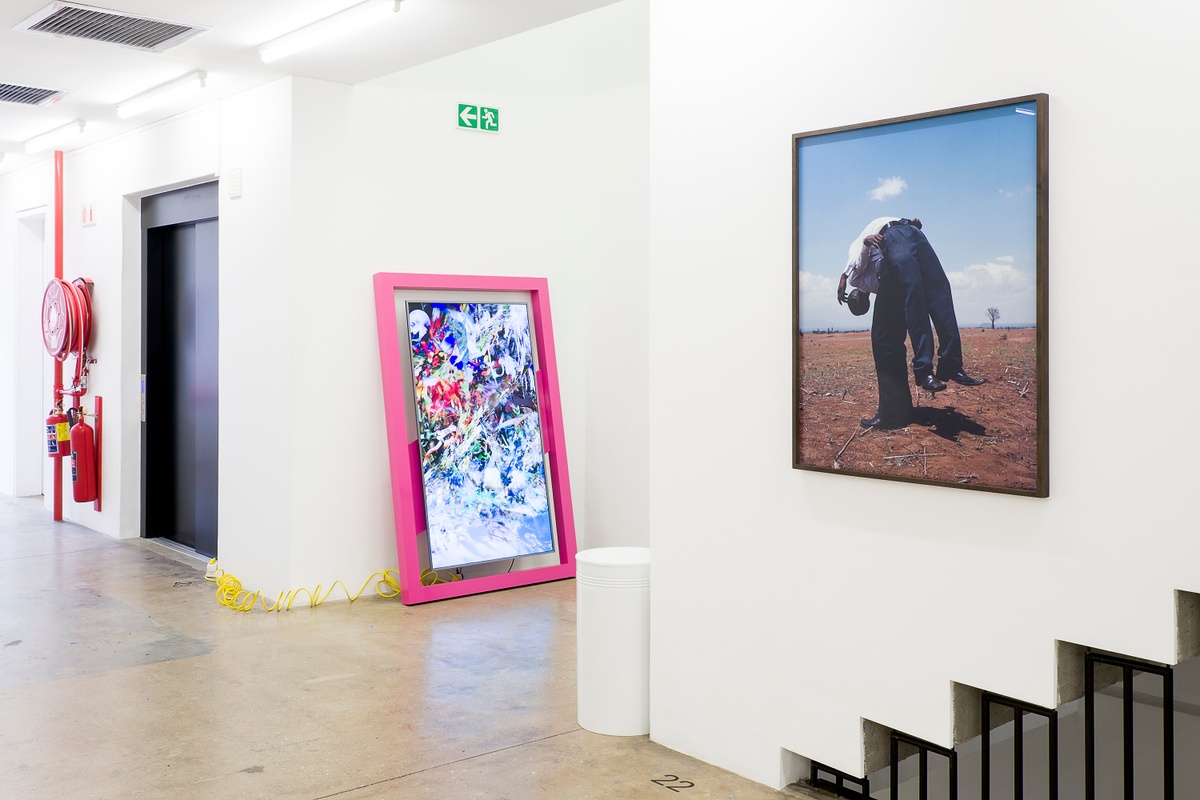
[793, 590, 1200, 800]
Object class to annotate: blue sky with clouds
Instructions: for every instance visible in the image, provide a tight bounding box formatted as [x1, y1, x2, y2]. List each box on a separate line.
[796, 101, 1039, 331]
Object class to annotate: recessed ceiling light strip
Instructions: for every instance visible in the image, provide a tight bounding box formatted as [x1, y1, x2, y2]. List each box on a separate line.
[116, 70, 207, 119]
[258, 0, 402, 64]
[25, 120, 86, 154]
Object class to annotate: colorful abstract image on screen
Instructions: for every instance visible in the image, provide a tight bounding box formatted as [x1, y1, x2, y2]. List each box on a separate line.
[407, 302, 555, 570]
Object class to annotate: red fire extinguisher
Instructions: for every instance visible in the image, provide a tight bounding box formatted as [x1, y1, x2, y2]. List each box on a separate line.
[67, 407, 97, 503]
[45, 407, 71, 458]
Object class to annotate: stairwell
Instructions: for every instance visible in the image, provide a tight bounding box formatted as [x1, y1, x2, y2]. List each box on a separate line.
[789, 590, 1200, 800]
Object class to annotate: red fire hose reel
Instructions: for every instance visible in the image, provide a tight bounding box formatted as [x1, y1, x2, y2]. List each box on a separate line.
[43, 277, 94, 391]
[43, 277, 99, 504]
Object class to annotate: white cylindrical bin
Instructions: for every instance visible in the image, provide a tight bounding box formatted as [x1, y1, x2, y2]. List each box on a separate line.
[576, 546, 651, 736]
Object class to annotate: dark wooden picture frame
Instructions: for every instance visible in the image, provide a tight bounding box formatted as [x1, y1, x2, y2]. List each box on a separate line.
[792, 95, 1048, 497]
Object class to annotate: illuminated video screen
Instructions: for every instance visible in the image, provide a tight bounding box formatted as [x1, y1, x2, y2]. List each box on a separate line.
[406, 301, 555, 570]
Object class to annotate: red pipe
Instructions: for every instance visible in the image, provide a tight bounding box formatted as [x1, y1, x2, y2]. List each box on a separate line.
[53, 150, 64, 522]
[93, 396, 102, 512]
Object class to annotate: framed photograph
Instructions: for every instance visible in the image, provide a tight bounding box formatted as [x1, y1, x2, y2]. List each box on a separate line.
[374, 273, 577, 604]
[792, 95, 1048, 497]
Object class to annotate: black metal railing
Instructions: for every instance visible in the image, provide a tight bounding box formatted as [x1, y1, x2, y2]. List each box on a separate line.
[809, 761, 871, 799]
[891, 730, 957, 800]
[1084, 650, 1174, 800]
[981, 691, 1057, 800]
[800, 646, 1192, 800]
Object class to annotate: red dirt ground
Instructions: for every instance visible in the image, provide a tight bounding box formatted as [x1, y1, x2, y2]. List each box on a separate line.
[796, 327, 1040, 493]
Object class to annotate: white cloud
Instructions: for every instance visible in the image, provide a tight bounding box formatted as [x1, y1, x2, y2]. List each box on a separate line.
[798, 270, 837, 296]
[797, 271, 847, 330]
[946, 260, 1030, 293]
[945, 260, 1037, 326]
[869, 176, 907, 202]
[998, 184, 1034, 200]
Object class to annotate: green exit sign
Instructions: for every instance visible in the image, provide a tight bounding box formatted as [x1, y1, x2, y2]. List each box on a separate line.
[458, 103, 500, 133]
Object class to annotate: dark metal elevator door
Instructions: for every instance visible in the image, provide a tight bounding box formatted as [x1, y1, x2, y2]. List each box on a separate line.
[145, 218, 219, 557]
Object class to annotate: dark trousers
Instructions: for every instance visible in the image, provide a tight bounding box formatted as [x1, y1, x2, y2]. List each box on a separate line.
[871, 271, 913, 423]
[881, 223, 963, 379]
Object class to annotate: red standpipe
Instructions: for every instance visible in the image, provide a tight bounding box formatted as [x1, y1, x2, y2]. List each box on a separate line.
[53, 150, 64, 522]
[93, 396, 102, 512]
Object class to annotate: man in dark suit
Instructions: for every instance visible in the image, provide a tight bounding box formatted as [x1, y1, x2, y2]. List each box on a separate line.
[842, 218, 986, 429]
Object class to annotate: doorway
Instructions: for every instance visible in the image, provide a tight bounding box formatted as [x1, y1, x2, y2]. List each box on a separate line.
[15, 212, 48, 498]
[141, 183, 218, 557]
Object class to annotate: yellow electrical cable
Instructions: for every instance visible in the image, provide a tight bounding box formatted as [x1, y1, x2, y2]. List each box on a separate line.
[204, 559, 461, 612]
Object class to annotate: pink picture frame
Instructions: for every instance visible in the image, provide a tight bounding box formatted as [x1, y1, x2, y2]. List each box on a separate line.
[373, 272, 577, 604]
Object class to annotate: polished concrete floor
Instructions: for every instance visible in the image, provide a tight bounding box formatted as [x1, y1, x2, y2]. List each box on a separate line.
[0, 493, 801, 799]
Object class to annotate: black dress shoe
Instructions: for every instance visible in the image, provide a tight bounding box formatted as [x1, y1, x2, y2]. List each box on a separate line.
[860, 414, 910, 430]
[939, 370, 987, 386]
[916, 375, 946, 393]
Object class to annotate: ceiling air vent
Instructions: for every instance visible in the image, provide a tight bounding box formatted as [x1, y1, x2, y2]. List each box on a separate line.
[0, 82, 67, 106]
[14, 2, 209, 53]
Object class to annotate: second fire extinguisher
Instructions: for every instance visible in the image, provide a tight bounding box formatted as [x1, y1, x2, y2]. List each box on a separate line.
[45, 407, 71, 458]
[67, 407, 97, 503]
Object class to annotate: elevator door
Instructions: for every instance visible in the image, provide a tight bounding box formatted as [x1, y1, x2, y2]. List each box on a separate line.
[145, 218, 219, 557]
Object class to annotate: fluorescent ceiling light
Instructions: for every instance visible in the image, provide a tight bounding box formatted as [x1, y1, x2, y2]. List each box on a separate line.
[259, 0, 401, 63]
[25, 120, 86, 153]
[116, 70, 207, 119]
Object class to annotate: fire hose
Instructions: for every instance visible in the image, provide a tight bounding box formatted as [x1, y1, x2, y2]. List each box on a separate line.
[42, 277, 93, 396]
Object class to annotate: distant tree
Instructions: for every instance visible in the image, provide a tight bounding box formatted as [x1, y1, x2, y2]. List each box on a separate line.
[986, 307, 1001, 329]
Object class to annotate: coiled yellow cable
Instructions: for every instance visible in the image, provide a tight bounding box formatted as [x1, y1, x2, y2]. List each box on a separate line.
[204, 560, 461, 612]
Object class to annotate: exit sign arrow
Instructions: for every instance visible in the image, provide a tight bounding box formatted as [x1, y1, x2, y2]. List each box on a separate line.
[458, 104, 478, 128]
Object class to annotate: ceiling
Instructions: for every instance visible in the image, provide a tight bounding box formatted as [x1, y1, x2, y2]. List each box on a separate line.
[0, 0, 623, 176]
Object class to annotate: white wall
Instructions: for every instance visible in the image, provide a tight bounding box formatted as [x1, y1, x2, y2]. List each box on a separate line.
[647, 0, 1200, 788]
[4, 210, 50, 498]
[0, 2, 649, 595]
[579, 6, 651, 553]
[214, 77, 299, 594]
[0, 166, 50, 498]
[329, 0, 650, 582]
